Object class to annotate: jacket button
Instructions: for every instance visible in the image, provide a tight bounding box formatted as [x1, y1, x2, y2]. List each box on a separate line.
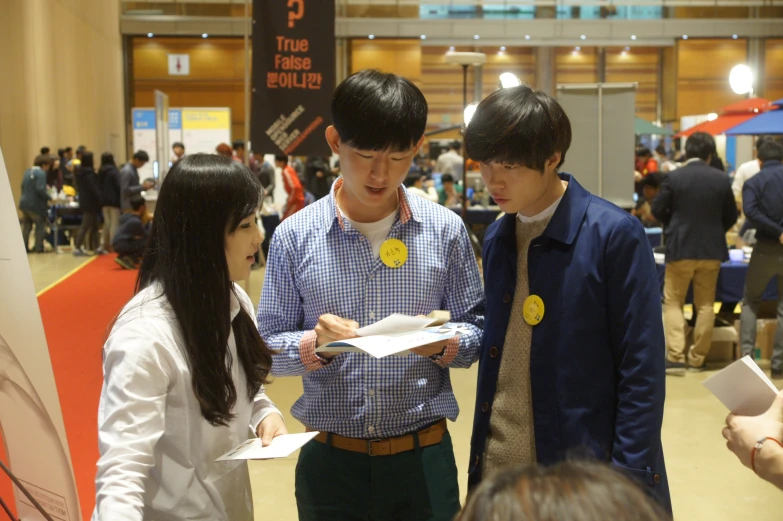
[489, 346, 499, 358]
[482, 402, 490, 413]
[653, 473, 661, 484]
[502, 293, 511, 304]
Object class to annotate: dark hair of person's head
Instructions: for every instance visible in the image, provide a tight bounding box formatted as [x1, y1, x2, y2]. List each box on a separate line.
[404, 173, 423, 187]
[57, 148, 65, 158]
[129, 194, 146, 212]
[137, 154, 273, 426]
[636, 147, 652, 158]
[274, 153, 288, 164]
[684, 132, 715, 161]
[464, 85, 572, 172]
[172, 142, 185, 150]
[441, 173, 454, 184]
[457, 461, 669, 521]
[40, 147, 50, 155]
[332, 69, 428, 152]
[756, 135, 774, 151]
[79, 151, 94, 169]
[133, 150, 150, 162]
[641, 172, 664, 189]
[100, 152, 116, 169]
[232, 140, 245, 151]
[77, 145, 87, 153]
[758, 141, 783, 163]
[451, 141, 462, 151]
[655, 144, 666, 156]
[34, 154, 53, 168]
[64, 146, 73, 153]
[216, 143, 233, 157]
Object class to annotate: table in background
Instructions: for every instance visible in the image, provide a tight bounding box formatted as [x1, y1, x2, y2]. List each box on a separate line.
[449, 206, 502, 247]
[48, 204, 83, 252]
[655, 260, 778, 304]
[645, 227, 662, 248]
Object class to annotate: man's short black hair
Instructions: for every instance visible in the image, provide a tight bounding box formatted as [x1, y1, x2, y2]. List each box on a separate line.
[40, 147, 50, 155]
[684, 132, 715, 161]
[34, 154, 53, 168]
[441, 173, 454, 184]
[76, 145, 87, 154]
[404, 173, 423, 187]
[332, 69, 427, 152]
[655, 144, 666, 156]
[464, 85, 571, 172]
[232, 140, 245, 151]
[133, 150, 150, 162]
[274, 153, 288, 164]
[756, 135, 775, 151]
[636, 147, 652, 158]
[641, 172, 664, 189]
[64, 146, 73, 153]
[172, 142, 184, 149]
[129, 194, 146, 212]
[758, 141, 783, 163]
[450, 141, 461, 151]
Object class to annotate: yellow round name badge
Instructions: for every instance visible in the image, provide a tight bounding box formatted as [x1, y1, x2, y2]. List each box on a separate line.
[380, 239, 408, 269]
[523, 295, 545, 326]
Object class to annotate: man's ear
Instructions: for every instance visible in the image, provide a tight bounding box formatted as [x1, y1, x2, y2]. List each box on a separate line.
[545, 151, 562, 173]
[413, 135, 425, 155]
[325, 126, 341, 155]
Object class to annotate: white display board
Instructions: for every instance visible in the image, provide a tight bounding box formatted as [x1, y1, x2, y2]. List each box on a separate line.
[181, 108, 232, 155]
[131, 108, 156, 180]
[168, 109, 183, 163]
[0, 147, 81, 520]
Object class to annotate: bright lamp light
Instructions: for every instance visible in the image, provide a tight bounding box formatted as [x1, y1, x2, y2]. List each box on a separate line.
[729, 64, 754, 95]
[464, 103, 479, 126]
[499, 72, 521, 89]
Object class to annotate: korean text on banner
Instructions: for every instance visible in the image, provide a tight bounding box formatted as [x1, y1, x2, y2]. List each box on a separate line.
[252, 0, 335, 156]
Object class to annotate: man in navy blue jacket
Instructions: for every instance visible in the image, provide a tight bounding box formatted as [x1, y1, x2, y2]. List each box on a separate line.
[740, 140, 783, 377]
[464, 85, 670, 513]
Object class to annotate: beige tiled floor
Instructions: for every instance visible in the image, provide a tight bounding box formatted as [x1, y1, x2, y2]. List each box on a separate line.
[28, 255, 783, 520]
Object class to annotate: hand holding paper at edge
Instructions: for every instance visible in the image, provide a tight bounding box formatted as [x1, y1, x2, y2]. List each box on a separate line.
[702, 356, 780, 416]
[216, 432, 319, 461]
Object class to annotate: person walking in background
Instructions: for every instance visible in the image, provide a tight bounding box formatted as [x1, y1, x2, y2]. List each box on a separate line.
[19, 155, 53, 253]
[304, 155, 333, 201]
[112, 195, 150, 270]
[275, 153, 305, 220]
[652, 132, 738, 375]
[99, 152, 122, 253]
[120, 150, 152, 212]
[171, 142, 186, 165]
[73, 152, 102, 256]
[436, 141, 464, 181]
[739, 141, 783, 378]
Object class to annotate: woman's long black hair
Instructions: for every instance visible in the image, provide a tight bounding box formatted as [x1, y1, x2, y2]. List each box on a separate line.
[137, 153, 273, 426]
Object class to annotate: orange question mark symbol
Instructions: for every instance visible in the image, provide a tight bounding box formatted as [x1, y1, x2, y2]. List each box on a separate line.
[288, 0, 304, 28]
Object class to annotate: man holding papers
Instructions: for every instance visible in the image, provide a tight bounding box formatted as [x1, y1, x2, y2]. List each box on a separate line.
[463, 86, 670, 513]
[257, 70, 484, 521]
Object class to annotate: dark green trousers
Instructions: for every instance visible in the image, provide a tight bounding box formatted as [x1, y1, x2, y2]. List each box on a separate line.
[295, 431, 460, 521]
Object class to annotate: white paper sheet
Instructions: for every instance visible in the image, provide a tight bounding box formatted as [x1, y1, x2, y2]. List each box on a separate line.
[216, 432, 319, 461]
[317, 329, 459, 358]
[356, 313, 442, 337]
[702, 356, 780, 416]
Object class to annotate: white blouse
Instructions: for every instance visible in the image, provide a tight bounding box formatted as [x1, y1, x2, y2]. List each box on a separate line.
[92, 283, 281, 521]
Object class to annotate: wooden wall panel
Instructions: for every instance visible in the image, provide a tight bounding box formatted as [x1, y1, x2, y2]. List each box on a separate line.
[480, 47, 536, 98]
[350, 39, 421, 81]
[132, 37, 247, 142]
[420, 46, 476, 133]
[765, 39, 783, 102]
[676, 39, 748, 119]
[605, 47, 660, 122]
[555, 47, 598, 85]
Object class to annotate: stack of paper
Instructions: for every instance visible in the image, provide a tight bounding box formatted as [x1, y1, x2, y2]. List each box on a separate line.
[216, 432, 320, 461]
[702, 356, 780, 416]
[315, 312, 467, 359]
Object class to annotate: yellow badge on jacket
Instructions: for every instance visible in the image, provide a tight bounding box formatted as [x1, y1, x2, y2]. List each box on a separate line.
[380, 239, 408, 268]
[523, 295, 545, 326]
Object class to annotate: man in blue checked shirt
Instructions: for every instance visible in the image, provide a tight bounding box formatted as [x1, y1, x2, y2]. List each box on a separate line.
[257, 70, 484, 521]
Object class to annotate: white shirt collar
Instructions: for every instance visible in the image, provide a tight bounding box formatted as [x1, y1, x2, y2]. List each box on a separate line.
[517, 193, 565, 224]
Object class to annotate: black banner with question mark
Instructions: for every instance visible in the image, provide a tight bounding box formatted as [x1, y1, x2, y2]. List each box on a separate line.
[251, 0, 335, 156]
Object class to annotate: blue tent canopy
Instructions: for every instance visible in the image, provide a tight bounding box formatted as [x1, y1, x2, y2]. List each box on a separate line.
[725, 98, 783, 135]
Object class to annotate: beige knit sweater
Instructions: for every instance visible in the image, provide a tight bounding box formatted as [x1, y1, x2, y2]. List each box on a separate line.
[483, 215, 553, 478]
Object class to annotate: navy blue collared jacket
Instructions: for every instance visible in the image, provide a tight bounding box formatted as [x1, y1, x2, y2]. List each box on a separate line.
[469, 173, 671, 513]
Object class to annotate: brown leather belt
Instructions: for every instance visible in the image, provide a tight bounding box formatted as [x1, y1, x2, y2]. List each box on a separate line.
[309, 419, 447, 456]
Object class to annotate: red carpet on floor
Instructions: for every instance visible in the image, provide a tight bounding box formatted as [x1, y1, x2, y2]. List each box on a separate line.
[37, 255, 137, 520]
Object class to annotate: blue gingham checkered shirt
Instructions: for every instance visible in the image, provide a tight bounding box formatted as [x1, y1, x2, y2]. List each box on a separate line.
[257, 180, 485, 439]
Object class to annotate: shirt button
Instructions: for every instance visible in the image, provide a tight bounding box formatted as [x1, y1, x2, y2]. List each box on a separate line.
[368, 389, 375, 397]
[369, 311, 375, 319]
[368, 426, 375, 434]
[482, 402, 490, 413]
[489, 346, 499, 358]
[502, 293, 511, 304]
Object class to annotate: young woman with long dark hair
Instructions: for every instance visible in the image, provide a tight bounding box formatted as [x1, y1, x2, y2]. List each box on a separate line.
[93, 154, 285, 521]
[73, 151, 102, 255]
